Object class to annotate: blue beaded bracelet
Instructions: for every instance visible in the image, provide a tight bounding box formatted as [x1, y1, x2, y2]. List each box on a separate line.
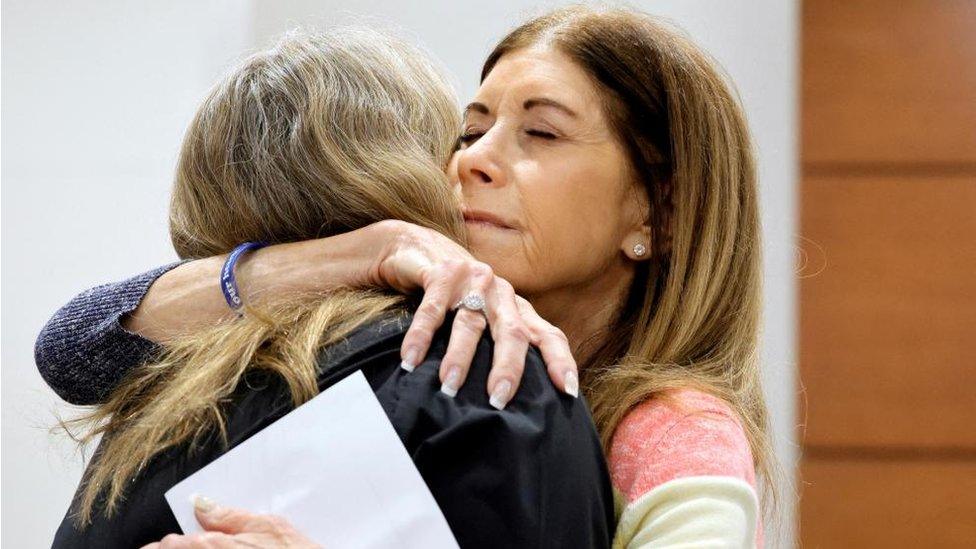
[221, 242, 268, 313]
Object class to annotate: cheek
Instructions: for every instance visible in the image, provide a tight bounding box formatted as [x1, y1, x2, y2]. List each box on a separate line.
[510, 161, 628, 288]
[549, 156, 627, 237]
[532, 191, 618, 259]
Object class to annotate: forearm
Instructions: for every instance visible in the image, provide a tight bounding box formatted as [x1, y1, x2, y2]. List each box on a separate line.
[124, 224, 388, 342]
[37, 223, 394, 405]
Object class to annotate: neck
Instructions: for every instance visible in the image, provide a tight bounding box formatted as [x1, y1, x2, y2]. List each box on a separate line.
[526, 260, 635, 366]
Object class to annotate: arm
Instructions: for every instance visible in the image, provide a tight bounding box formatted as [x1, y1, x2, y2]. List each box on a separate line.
[37, 220, 578, 406]
[121, 232, 378, 343]
[608, 396, 762, 548]
[36, 225, 381, 406]
[35, 228, 380, 405]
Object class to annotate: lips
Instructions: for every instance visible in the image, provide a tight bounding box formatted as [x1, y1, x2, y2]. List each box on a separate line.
[462, 209, 516, 230]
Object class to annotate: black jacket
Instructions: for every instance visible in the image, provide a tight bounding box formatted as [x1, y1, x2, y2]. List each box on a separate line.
[53, 312, 615, 548]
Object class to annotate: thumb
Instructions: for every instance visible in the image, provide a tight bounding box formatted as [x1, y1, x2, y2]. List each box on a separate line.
[191, 495, 256, 535]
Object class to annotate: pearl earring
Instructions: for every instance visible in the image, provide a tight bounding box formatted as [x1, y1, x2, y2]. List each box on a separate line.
[633, 243, 647, 257]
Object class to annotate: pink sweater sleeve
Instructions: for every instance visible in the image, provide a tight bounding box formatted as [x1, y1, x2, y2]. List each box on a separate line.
[608, 389, 762, 547]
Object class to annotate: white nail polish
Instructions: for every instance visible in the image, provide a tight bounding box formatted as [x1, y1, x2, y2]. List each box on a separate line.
[564, 370, 579, 398]
[440, 368, 460, 398]
[400, 348, 419, 372]
[489, 380, 512, 410]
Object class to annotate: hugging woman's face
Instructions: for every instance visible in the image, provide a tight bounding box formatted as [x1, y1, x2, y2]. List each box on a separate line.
[448, 47, 649, 304]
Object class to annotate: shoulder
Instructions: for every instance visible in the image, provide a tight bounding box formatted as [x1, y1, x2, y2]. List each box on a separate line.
[608, 388, 756, 502]
[374, 314, 614, 547]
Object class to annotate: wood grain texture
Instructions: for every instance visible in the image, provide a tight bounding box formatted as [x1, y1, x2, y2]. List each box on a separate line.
[802, 0, 976, 164]
[799, 175, 976, 448]
[800, 459, 976, 548]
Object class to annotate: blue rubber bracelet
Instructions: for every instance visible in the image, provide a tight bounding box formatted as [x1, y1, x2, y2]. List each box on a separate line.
[221, 242, 268, 312]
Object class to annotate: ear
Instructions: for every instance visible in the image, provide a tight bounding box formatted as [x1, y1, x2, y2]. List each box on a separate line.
[621, 181, 653, 262]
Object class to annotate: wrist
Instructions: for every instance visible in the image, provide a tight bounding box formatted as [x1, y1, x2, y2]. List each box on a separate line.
[220, 242, 268, 312]
[233, 241, 320, 301]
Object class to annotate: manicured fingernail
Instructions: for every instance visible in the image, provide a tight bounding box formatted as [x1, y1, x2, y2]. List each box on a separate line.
[400, 348, 419, 372]
[440, 367, 460, 398]
[489, 379, 513, 410]
[564, 370, 579, 398]
[191, 494, 216, 513]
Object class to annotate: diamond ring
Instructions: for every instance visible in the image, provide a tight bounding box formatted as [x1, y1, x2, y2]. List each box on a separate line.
[454, 292, 487, 314]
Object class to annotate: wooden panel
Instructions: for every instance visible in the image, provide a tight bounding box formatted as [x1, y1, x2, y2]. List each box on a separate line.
[800, 459, 976, 548]
[799, 175, 976, 448]
[802, 0, 976, 164]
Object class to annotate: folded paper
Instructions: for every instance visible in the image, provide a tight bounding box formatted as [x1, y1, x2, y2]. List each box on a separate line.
[166, 370, 459, 548]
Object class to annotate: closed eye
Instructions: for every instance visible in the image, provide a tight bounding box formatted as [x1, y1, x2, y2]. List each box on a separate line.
[526, 129, 557, 140]
[456, 129, 558, 150]
[456, 131, 483, 149]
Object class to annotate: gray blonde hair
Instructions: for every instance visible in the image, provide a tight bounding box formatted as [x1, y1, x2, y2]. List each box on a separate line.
[171, 28, 465, 256]
[66, 28, 466, 526]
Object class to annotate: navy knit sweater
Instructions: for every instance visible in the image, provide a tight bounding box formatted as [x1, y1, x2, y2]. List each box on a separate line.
[35, 263, 184, 405]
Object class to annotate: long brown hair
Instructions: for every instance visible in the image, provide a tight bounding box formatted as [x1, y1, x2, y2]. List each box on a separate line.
[64, 28, 465, 526]
[482, 5, 785, 535]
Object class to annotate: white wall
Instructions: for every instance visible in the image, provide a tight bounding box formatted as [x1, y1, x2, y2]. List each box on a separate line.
[1, 2, 253, 546]
[2, 1, 797, 546]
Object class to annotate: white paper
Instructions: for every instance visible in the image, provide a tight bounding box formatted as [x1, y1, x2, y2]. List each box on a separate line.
[165, 370, 459, 548]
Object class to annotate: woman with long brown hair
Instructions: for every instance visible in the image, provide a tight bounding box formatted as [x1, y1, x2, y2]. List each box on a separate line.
[40, 6, 785, 547]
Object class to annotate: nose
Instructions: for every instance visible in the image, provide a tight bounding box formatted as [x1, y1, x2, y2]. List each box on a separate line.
[455, 131, 505, 188]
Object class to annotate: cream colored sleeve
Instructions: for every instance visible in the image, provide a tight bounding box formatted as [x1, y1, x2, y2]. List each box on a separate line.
[612, 476, 759, 549]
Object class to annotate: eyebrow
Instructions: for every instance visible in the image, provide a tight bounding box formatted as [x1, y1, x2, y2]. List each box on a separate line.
[463, 102, 490, 117]
[462, 97, 579, 119]
[523, 97, 579, 117]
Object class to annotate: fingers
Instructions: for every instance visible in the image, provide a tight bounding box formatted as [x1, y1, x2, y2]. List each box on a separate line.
[147, 496, 315, 549]
[515, 296, 579, 398]
[191, 496, 260, 536]
[401, 259, 492, 375]
[399, 261, 464, 371]
[437, 266, 493, 396]
[483, 278, 530, 410]
[399, 255, 573, 409]
[147, 532, 240, 549]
